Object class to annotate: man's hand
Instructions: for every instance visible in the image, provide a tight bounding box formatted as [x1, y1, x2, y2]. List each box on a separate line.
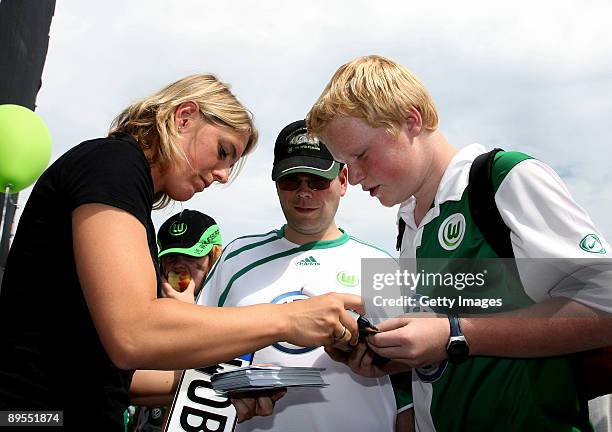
[366, 315, 450, 368]
[231, 388, 287, 423]
[325, 341, 411, 377]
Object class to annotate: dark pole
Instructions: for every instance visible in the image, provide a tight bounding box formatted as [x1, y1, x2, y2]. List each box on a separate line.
[0, 0, 56, 285]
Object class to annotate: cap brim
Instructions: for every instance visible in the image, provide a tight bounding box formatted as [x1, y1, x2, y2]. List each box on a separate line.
[272, 156, 340, 180]
[159, 242, 214, 259]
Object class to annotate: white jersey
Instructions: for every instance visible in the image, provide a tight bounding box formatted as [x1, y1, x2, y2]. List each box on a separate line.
[397, 143, 612, 432]
[198, 228, 403, 432]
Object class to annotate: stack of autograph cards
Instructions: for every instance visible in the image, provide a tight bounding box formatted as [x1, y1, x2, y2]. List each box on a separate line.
[211, 365, 327, 393]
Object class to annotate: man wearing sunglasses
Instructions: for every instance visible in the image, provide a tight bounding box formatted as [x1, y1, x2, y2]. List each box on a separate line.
[197, 120, 412, 431]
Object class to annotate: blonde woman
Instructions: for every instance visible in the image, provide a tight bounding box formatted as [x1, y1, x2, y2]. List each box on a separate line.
[0, 75, 361, 431]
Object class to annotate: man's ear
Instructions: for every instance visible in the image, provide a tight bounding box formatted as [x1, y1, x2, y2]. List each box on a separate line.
[174, 101, 200, 131]
[403, 106, 423, 138]
[338, 165, 348, 197]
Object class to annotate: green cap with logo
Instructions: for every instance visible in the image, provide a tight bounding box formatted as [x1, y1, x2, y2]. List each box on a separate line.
[157, 210, 222, 258]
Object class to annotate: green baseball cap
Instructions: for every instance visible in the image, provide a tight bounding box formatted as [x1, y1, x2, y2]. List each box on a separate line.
[157, 210, 221, 258]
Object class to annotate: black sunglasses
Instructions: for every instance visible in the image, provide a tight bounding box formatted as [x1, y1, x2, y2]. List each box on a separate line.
[277, 174, 332, 191]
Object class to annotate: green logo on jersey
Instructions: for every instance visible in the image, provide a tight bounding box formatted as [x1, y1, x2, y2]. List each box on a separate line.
[337, 271, 359, 287]
[438, 213, 466, 251]
[579, 234, 606, 254]
[169, 222, 187, 236]
[296, 256, 320, 266]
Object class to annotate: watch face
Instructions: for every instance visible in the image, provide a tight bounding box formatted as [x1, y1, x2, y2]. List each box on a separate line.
[448, 340, 469, 363]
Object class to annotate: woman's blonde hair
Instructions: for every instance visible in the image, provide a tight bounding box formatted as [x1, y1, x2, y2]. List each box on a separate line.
[109, 74, 258, 208]
[307, 55, 439, 137]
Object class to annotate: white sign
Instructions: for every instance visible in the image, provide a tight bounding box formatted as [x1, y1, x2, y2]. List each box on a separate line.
[165, 357, 250, 432]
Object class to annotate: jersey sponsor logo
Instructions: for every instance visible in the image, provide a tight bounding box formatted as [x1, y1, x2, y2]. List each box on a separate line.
[170, 221, 187, 236]
[336, 271, 359, 287]
[296, 255, 320, 266]
[579, 234, 606, 254]
[270, 291, 317, 354]
[438, 213, 466, 251]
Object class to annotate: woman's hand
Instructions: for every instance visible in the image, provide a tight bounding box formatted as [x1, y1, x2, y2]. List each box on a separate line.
[231, 389, 287, 423]
[281, 293, 363, 348]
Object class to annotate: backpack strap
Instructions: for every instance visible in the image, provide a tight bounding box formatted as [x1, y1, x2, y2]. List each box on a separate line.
[468, 148, 515, 259]
[398, 148, 516, 256]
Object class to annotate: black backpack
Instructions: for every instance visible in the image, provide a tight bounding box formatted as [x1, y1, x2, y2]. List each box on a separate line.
[396, 148, 612, 400]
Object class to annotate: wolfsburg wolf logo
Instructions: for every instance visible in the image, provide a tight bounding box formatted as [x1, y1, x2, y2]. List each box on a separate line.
[438, 213, 466, 251]
[579, 234, 606, 254]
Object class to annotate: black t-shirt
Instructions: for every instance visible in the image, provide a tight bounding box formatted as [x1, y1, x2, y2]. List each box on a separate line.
[0, 134, 161, 430]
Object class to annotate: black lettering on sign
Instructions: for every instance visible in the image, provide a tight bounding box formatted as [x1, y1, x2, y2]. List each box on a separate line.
[224, 359, 244, 368]
[187, 379, 232, 408]
[179, 406, 228, 432]
[196, 365, 221, 375]
[197, 360, 243, 375]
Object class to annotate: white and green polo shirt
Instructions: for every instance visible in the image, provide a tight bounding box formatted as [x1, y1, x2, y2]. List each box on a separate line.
[197, 227, 410, 432]
[398, 143, 611, 431]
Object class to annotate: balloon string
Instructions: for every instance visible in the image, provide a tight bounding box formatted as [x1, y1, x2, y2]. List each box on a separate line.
[6, 192, 17, 206]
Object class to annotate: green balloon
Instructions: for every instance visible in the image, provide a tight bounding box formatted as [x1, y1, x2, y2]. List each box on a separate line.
[0, 104, 52, 193]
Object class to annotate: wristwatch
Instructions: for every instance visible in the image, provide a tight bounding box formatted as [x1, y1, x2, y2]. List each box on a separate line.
[446, 314, 469, 364]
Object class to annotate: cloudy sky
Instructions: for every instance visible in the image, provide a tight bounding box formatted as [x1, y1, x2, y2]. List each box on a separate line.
[13, 0, 612, 255]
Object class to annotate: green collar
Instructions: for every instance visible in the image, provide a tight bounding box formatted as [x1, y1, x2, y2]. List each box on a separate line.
[277, 225, 349, 249]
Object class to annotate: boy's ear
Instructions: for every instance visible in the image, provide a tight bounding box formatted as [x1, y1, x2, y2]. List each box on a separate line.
[403, 106, 423, 137]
